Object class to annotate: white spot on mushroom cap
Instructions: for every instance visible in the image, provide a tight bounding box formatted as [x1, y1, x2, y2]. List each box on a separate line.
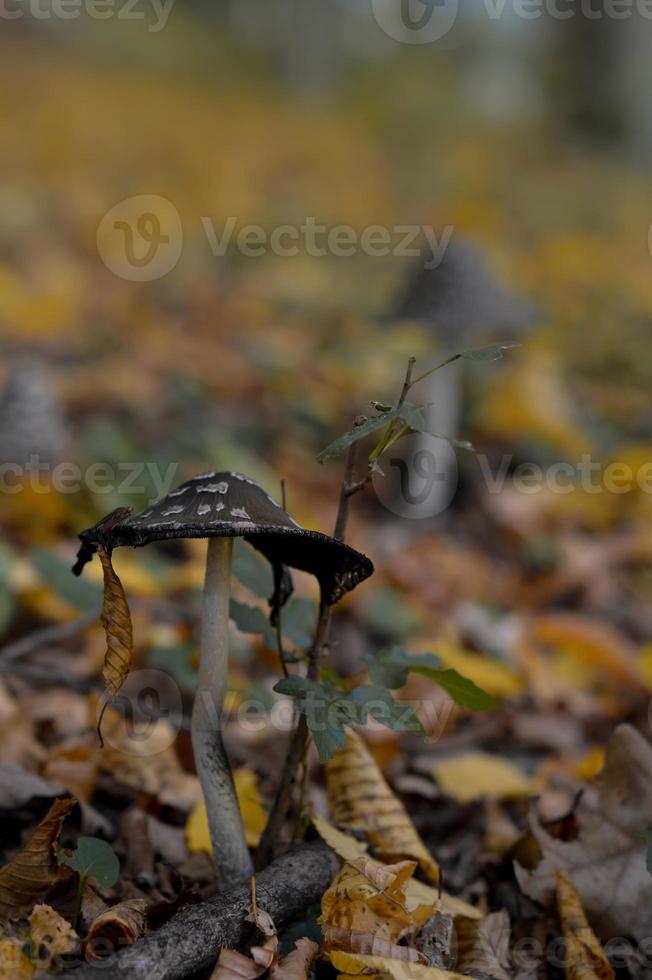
[197, 503, 211, 516]
[231, 506, 251, 520]
[162, 505, 185, 516]
[199, 482, 229, 494]
[194, 472, 217, 480]
[214, 502, 225, 512]
[168, 486, 190, 497]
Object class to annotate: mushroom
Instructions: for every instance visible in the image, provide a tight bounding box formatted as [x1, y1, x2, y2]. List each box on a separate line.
[386, 237, 539, 518]
[73, 471, 373, 885]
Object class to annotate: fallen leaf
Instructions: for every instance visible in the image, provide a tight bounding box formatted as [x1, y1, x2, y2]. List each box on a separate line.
[85, 898, 148, 961]
[0, 796, 75, 919]
[555, 872, 614, 980]
[269, 937, 319, 980]
[331, 951, 468, 979]
[0, 939, 34, 980]
[516, 724, 652, 941]
[327, 730, 439, 882]
[28, 904, 78, 970]
[455, 910, 511, 980]
[211, 880, 278, 978]
[312, 815, 480, 922]
[97, 544, 134, 741]
[432, 752, 541, 803]
[186, 768, 266, 852]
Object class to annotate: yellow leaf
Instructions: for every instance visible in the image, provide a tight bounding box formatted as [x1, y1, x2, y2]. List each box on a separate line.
[0, 939, 34, 980]
[0, 797, 76, 920]
[334, 952, 469, 980]
[28, 904, 78, 970]
[327, 731, 439, 882]
[432, 752, 541, 804]
[555, 872, 614, 980]
[311, 815, 481, 922]
[436, 641, 523, 699]
[187, 768, 266, 852]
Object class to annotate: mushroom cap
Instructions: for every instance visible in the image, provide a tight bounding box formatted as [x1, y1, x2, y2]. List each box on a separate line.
[76, 471, 373, 605]
[391, 238, 539, 337]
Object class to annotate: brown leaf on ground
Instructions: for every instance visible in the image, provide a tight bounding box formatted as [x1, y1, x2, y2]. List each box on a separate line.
[28, 904, 78, 970]
[327, 730, 440, 882]
[0, 796, 75, 919]
[269, 937, 319, 980]
[85, 898, 148, 961]
[555, 872, 614, 980]
[324, 926, 428, 964]
[211, 880, 279, 979]
[455, 910, 512, 980]
[516, 724, 652, 941]
[44, 738, 99, 802]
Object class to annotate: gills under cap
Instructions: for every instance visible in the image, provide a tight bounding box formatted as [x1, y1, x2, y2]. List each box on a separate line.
[73, 471, 373, 606]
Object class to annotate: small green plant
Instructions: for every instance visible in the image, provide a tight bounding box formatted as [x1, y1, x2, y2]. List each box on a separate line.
[57, 837, 120, 928]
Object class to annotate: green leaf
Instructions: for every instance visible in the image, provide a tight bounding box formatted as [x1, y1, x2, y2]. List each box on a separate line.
[230, 599, 275, 647]
[232, 540, 273, 599]
[317, 411, 401, 464]
[346, 685, 424, 734]
[281, 598, 317, 648]
[461, 342, 520, 361]
[58, 837, 120, 887]
[424, 668, 498, 711]
[367, 647, 441, 689]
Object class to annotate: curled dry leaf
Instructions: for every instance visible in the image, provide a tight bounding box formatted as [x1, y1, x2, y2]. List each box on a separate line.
[324, 926, 428, 964]
[312, 815, 480, 922]
[85, 898, 148, 961]
[0, 939, 34, 980]
[28, 904, 78, 970]
[455, 910, 512, 980]
[0, 796, 75, 920]
[211, 881, 279, 979]
[555, 872, 614, 980]
[327, 731, 439, 882]
[97, 544, 133, 743]
[269, 938, 319, 980]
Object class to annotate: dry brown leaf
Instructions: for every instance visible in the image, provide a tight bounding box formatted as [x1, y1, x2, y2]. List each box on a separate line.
[97, 544, 133, 742]
[331, 950, 469, 979]
[320, 856, 433, 944]
[517, 724, 652, 941]
[269, 938, 319, 980]
[324, 926, 428, 964]
[455, 910, 512, 980]
[0, 939, 34, 980]
[555, 872, 614, 980]
[312, 816, 480, 922]
[0, 796, 75, 920]
[211, 880, 278, 979]
[28, 904, 78, 970]
[85, 898, 148, 961]
[327, 731, 439, 882]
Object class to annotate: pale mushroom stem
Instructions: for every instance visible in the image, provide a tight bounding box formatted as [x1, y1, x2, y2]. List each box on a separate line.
[191, 536, 253, 886]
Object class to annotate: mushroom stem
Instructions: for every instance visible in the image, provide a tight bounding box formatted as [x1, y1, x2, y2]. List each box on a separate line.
[191, 536, 253, 886]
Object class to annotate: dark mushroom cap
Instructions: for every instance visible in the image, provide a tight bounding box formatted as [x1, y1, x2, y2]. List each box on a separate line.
[391, 238, 539, 337]
[75, 471, 373, 606]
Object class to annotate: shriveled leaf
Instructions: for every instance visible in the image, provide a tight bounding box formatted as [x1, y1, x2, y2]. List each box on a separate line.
[455, 910, 512, 980]
[269, 937, 319, 980]
[324, 926, 429, 963]
[212, 886, 278, 979]
[57, 836, 120, 889]
[432, 752, 541, 803]
[327, 730, 439, 882]
[0, 939, 34, 980]
[311, 816, 481, 922]
[332, 951, 469, 979]
[28, 904, 78, 970]
[0, 796, 75, 920]
[461, 341, 520, 361]
[86, 899, 147, 962]
[555, 872, 614, 980]
[97, 545, 134, 732]
[517, 724, 652, 941]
